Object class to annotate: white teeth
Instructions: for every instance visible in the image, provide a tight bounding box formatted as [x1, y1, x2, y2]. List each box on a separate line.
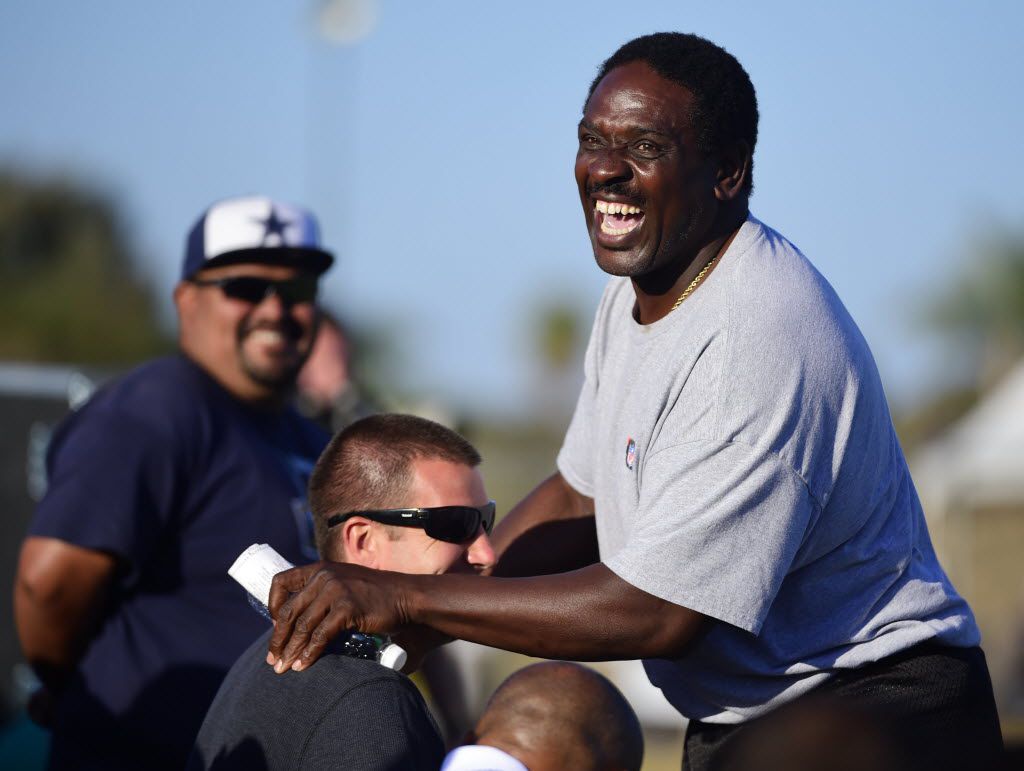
[250, 329, 285, 344]
[593, 199, 643, 216]
[594, 199, 644, 235]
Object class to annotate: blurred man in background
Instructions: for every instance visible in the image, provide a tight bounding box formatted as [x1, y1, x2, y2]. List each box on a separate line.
[14, 195, 332, 769]
[189, 413, 495, 771]
[442, 661, 644, 771]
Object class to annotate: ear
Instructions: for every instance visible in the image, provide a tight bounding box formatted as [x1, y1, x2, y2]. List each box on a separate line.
[340, 518, 382, 569]
[714, 139, 751, 202]
[173, 281, 196, 315]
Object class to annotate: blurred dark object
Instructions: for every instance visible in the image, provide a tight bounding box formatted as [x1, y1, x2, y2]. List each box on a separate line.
[690, 642, 1004, 771]
[0, 710, 49, 770]
[0, 170, 172, 364]
[0, 362, 101, 721]
[713, 697, 906, 771]
[911, 361, 1024, 750]
[25, 685, 55, 729]
[717, 693, 1023, 771]
[296, 311, 378, 433]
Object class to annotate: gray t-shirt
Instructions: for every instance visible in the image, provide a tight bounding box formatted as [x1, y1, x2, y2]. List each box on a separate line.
[557, 215, 979, 724]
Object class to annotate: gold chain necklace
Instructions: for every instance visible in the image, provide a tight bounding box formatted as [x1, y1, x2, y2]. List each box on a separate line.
[670, 253, 719, 311]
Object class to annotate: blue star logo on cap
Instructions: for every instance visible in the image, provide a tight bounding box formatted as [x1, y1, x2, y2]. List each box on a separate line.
[254, 207, 292, 246]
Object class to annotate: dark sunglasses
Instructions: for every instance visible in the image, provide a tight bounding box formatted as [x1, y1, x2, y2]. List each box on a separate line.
[189, 275, 318, 305]
[327, 501, 496, 544]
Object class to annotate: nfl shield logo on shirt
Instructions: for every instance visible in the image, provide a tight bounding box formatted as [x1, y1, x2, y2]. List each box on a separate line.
[625, 438, 637, 470]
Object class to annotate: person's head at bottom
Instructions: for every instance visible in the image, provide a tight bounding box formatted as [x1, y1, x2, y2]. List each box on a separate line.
[442, 661, 644, 771]
[311, 413, 496, 576]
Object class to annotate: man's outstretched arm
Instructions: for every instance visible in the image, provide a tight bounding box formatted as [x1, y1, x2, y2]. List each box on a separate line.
[267, 469, 706, 671]
[267, 561, 707, 672]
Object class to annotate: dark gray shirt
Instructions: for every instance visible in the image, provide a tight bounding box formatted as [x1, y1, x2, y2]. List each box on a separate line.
[187, 630, 444, 771]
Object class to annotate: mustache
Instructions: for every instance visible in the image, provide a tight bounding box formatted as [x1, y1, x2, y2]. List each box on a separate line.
[585, 181, 645, 204]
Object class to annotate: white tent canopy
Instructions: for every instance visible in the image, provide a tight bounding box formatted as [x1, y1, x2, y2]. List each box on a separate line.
[913, 360, 1024, 513]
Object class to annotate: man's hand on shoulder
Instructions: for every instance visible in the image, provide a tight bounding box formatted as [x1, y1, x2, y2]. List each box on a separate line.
[266, 561, 413, 674]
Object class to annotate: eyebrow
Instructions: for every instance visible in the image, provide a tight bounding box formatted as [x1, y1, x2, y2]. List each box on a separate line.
[577, 119, 674, 139]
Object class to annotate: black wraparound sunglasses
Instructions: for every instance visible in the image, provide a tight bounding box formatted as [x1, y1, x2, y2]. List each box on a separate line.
[327, 501, 496, 544]
[189, 275, 318, 305]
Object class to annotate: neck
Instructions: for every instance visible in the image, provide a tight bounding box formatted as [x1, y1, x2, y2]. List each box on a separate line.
[180, 348, 289, 412]
[632, 207, 746, 324]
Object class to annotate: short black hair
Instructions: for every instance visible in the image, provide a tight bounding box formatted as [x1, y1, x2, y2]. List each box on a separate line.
[475, 662, 644, 770]
[586, 32, 759, 192]
[308, 413, 481, 557]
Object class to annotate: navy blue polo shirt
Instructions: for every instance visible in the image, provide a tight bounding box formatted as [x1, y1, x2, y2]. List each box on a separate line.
[29, 355, 329, 770]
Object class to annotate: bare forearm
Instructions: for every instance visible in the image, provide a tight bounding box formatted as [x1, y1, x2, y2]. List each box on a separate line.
[268, 547, 706, 672]
[14, 537, 115, 689]
[403, 563, 704, 661]
[492, 472, 598, 577]
[15, 582, 101, 689]
[14, 588, 85, 687]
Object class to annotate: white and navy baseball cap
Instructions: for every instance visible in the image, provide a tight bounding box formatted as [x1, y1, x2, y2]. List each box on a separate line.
[182, 195, 334, 280]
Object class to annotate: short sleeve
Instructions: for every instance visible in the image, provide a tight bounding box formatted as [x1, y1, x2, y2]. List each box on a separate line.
[300, 678, 444, 771]
[29, 405, 184, 569]
[556, 287, 614, 499]
[556, 362, 597, 498]
[603, 439, 817, 634]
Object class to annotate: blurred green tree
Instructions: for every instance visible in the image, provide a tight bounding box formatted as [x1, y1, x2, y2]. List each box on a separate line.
[534, 302, 581, 373]
[0, 171, 171, 364]
[924, 230, 1024, 390]
[898, 228, 1024, 449]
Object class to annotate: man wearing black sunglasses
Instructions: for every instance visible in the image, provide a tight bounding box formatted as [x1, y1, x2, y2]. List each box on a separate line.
[189, 413, 494, 771]
[16, 195, 335, 770]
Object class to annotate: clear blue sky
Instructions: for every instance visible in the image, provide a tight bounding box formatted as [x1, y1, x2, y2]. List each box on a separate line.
[2, 1, 1022, 416]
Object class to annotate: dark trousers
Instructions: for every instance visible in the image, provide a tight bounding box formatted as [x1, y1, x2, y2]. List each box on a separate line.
[683, 642, 1004, 771]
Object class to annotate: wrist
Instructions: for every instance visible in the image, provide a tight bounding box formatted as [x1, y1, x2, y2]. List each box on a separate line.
[393, 571, 429, 627]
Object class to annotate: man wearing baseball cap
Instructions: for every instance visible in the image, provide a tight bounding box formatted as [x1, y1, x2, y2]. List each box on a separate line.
[14, 195, 333, 770]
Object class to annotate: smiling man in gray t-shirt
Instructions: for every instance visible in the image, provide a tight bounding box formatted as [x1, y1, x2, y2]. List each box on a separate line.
[558, 212, 978, 721]
[263, 32, 1003, 771]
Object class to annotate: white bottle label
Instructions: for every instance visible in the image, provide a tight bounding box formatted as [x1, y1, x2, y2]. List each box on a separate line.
[228, 543, 294, 608]
[226, 543, 408, 671]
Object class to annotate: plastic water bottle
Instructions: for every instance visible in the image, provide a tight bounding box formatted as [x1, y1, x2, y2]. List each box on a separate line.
[228, 543, 408, 671]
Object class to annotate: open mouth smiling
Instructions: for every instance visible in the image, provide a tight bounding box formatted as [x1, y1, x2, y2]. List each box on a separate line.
[594, 199, 645, 236]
